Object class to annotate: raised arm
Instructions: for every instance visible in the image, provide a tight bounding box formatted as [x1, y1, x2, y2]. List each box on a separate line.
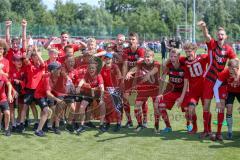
[197, 20, 211, 43]
[5, 20, 12, 46]
[21, 19, 27, 50]
[44, 36, 57, 49]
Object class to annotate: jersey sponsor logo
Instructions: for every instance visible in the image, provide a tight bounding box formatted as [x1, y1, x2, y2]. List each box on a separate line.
[170, 77, 183, 83]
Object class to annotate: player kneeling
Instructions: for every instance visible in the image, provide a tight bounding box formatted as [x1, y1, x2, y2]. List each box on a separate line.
[213, 59, 240, 140]
[126, 49, 160, 132]
[155, 49, 188, 133]
[76, 59, 106, 135]
[33, 62, 64, 137]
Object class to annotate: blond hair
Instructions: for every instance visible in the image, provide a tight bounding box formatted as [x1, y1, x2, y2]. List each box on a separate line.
[183, 42, 198, 51]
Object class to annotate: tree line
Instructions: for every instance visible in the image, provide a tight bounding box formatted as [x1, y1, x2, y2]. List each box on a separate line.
[0, 0, 239, 41]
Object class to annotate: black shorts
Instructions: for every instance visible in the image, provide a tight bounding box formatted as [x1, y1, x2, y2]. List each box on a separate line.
[23, 88, 36, 105]
[226, 92, 240, 105]
[36, 98, 49, 110]
[75, 95, 93, 104]
[0, 101, 9, 112]
[64, 96, 75, 104]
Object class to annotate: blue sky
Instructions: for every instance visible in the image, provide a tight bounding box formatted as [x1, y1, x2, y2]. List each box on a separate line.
[42, 0, 99, 10]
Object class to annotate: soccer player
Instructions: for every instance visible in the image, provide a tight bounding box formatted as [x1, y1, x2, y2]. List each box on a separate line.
[44, 48, 60, 67]
[122, 32, 147, 128]
[101, 53, 123, 132]
[0, 40, 9, 75]
[8, 54, 25, 132]
[213, 59, 240, 140]
[18, 47, 45, 132]
[76, 59, 106, 134]
[5, 19, 27, 67]
[44, 32, 86, 63]
[126, 49, 160, 132]
[0, 73, 13, 136]
[33, 62, 63, 136]
[198, 21, 237, 140]
[180, 42, 209, 134]
[155, 49, 188, 132]
[112, 34, 126, 70]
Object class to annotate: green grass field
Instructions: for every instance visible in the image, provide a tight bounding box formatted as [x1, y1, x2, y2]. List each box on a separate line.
[1, 48, 240, 160]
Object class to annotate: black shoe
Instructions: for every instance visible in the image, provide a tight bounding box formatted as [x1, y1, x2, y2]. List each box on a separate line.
[99, 125, 107, 132]
[59, 119, 66, 127]
[85, 122, 96, 128]
[74, 123, 79, 130]
[124, 121, 133, 128]
[135, 124, 143, 132]
[47, 127, 54, 132]
[105, 123, 110, 131]
[11, 126, 17, 132]
[76, 125, 86, 135]
[4, 129, 11, 136]
[35, 130, 45, 137]
[24, 119, 29, 128]
[17, 123, 25, 133]
[113, 124, 121, 132]
[54, 127, 61, 135]
[66, 124, 74, 133]
[33, 123, 39, 131]
[42, 121, 49, 132]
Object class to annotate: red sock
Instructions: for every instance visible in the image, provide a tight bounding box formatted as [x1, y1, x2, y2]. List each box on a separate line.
[124, 104, 132, 122]
[134, 108, 142, 125]
[208, 112, 212, 133]
[217, 112, 224, 134]
[192, 114, 197, 130]
[203, 111, 209, 133]
[161, 110, 171, 128]
[142, 102, 148, 123]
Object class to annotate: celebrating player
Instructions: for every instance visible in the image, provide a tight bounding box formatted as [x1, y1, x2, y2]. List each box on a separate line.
[198, 21, 237, 140]
[155, 49, 188, 132]
[126, 49, 160, 132]
[180, 42, 209, 134]
[213, 59, 240, 140]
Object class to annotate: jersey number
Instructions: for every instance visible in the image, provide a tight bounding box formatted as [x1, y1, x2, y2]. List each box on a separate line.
[187, 62, 203, 77]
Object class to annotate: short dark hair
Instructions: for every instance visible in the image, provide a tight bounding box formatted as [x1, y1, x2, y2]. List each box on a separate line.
[129, 32, 139, 40]
[64, 45, 73, 52]
[61, 31, 69, 36]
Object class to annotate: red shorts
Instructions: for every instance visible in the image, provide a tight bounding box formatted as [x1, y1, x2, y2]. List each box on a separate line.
[136, 85, 159, 102]
[158, 92, 186, 112]
[203, 79, 227, 100]
[182, 83, 204, 107]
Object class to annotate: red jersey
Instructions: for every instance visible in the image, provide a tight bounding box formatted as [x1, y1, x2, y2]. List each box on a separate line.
[34, 74, 51, 99]
[204, 38, 236, 82]
[123, 47, 145, 69]
[50, 43, 80, 63]
[0, 75, 9, 102]
[166, 62, 187, 92]
[5, 48, 26, 67]
[24, 63, 45, 89]
[0, 57, 10, 73]
[74, 55, 92, 81]
[180, 54, 208, 90]
[101, 64, 121, 87]
[136, 60, 160, 86]
[218, 68, 240, 93]
[9, 66, 25, 93]
[51, 74, 68, 97]
[84, 73, 104, 88]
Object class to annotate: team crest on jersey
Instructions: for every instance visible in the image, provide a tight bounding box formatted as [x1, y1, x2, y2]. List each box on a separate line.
[221, 50, 226, 55]
[179, 72, 184, 76]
